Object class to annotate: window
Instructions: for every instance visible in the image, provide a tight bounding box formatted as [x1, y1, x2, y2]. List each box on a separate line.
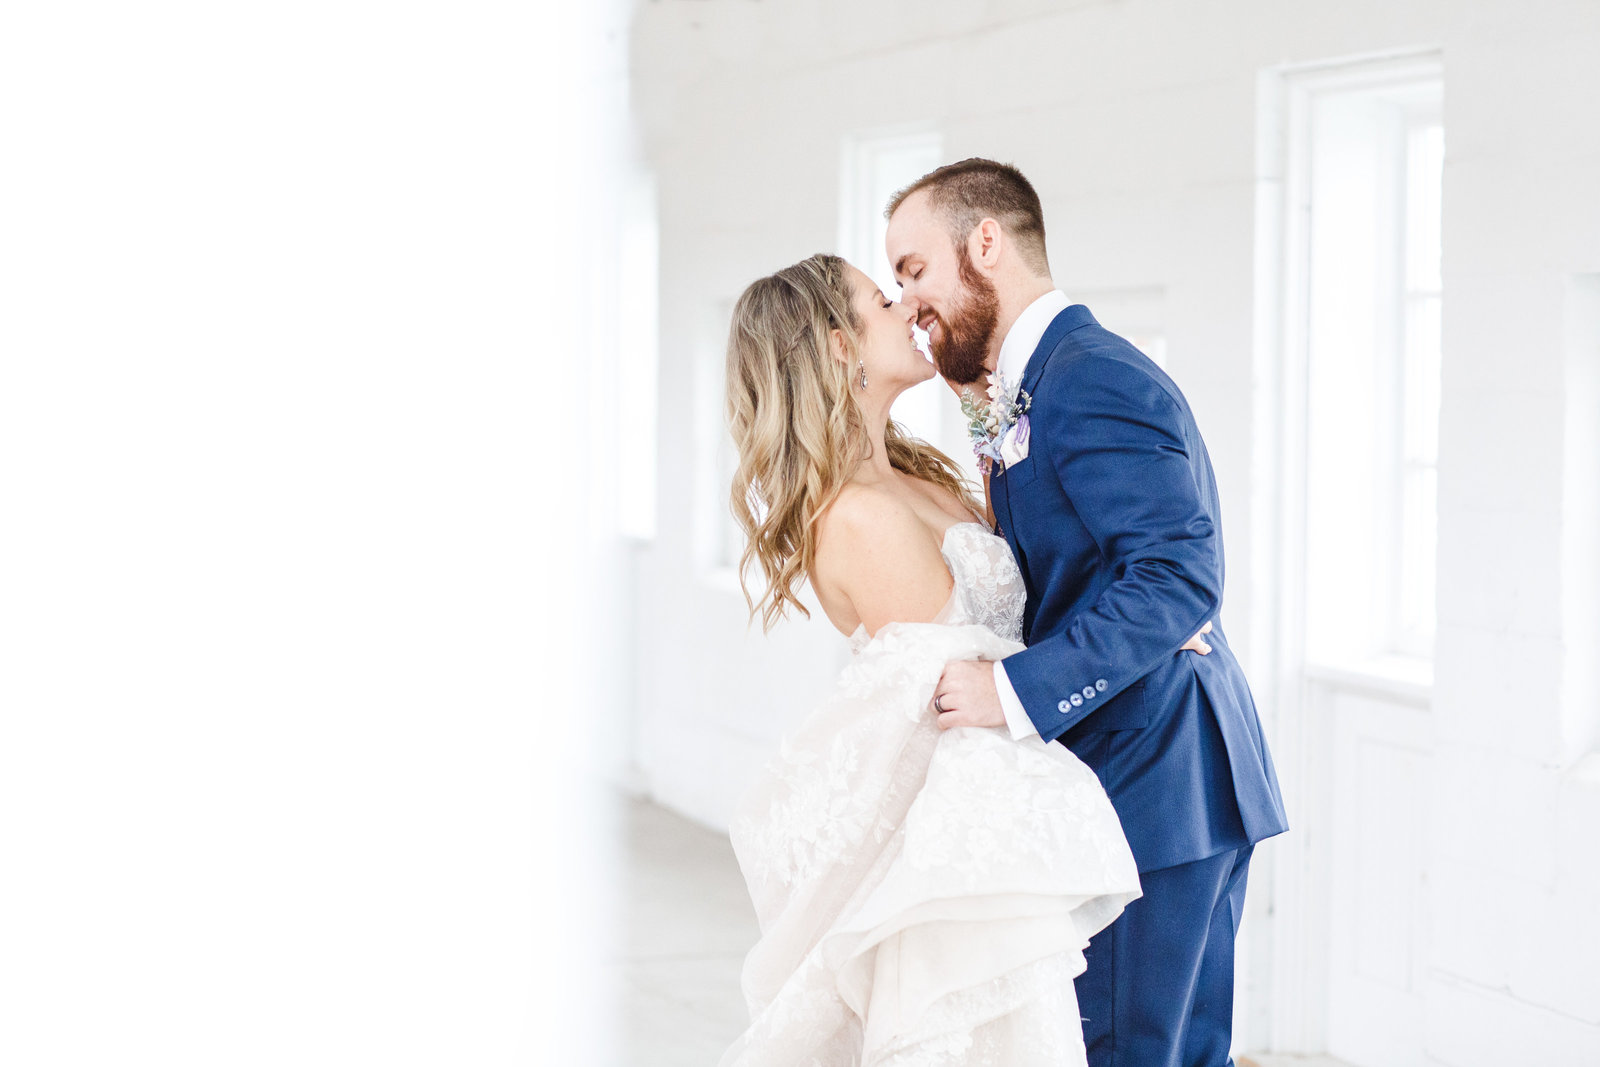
[837, 128, 969, 466]
[1563, 274, 1600, 759]
[1291, 59, 1444, 668]
[707, 297, 744, 577]
[618, 173, 660, 541]
[1394, 112, 1444, 655]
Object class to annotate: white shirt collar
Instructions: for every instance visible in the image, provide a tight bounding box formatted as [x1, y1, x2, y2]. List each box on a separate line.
[995, 289, 1071, 390]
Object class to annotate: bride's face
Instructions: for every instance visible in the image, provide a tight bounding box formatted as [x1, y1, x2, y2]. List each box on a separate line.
[842, 264, 934, 396]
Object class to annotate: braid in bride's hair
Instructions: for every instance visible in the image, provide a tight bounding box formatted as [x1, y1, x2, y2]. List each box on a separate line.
[725, 253, 979, 632]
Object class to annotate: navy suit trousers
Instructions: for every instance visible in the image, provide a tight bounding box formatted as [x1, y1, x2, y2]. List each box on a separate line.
[1076, 844, 1254, 1067]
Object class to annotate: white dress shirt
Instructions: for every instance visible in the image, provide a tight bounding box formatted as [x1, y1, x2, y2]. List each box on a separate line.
[990, 289, 1071, 741]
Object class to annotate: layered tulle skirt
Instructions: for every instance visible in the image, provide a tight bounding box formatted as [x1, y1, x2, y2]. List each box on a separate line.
[722, 622, 1141, 1067]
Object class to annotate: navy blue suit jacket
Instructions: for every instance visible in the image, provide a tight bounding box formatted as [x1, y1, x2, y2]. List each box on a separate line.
[990, 305, 1288, 872]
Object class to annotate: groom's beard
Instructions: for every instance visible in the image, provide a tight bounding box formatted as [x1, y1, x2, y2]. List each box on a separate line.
[928, 247, 1000, 386]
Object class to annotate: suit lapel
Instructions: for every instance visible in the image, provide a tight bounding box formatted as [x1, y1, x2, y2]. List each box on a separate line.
[991, 304, 1097, 532]
[996, 304, 1098, 643]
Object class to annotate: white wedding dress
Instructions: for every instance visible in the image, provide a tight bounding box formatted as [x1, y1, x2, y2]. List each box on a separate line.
[721, 522, 1142, 1067]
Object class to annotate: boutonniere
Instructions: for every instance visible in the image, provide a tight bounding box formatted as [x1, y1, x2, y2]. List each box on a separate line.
[959, 372, 1031, 476]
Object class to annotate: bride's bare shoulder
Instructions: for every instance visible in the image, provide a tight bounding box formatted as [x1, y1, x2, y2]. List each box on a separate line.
[812, 485, 954, 635]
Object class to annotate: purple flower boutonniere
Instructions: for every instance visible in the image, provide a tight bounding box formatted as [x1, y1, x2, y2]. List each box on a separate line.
[960, 372, 1031, 476]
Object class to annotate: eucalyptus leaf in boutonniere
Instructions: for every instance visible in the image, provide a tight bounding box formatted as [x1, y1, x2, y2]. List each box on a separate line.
[960, 371, 1031, 476]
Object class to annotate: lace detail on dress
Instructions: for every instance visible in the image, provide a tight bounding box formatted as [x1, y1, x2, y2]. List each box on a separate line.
[939, 522, 1025, 645]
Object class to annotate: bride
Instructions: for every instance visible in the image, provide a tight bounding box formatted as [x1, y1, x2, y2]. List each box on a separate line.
[718, 253, 1210, 1066]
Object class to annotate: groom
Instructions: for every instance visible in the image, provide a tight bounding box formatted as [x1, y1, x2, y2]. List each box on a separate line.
[886, 159, 1288, 1067]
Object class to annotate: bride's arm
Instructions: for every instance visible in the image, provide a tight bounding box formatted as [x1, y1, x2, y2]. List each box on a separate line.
[814, 492, 955, 638]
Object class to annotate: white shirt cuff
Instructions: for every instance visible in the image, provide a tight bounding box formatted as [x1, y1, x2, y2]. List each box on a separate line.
[994, 661, 1039, 740]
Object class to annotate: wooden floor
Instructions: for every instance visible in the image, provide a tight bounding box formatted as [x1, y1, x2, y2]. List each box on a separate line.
[613, 797, 761, 1067]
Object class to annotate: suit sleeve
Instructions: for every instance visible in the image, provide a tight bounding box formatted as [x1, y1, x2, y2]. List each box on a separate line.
[1000, 356, 1221, 743]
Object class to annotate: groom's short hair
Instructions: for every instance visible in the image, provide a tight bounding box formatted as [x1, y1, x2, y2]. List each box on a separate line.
[886, 158, 1050, 275]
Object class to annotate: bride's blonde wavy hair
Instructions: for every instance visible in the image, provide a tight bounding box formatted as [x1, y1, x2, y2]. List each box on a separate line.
[725, 253, 979, 632]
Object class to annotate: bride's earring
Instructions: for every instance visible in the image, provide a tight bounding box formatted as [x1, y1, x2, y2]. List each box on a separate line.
[858, 360, 868, 390]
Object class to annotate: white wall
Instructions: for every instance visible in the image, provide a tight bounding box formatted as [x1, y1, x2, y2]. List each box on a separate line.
[629, 0, 1600, 1062]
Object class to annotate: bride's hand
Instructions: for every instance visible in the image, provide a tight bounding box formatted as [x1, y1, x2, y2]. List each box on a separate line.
[1181, 621, 1214, 656]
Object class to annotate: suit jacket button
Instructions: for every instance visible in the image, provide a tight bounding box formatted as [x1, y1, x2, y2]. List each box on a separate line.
[1095, 679, 1108, 692]
[1082, 685, 1096, 700]
[1057, 699, 1071, 713]
[1070, 693, 1084, 707]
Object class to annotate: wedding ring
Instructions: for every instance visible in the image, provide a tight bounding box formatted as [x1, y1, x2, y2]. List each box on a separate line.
[934, 694, 946, 713]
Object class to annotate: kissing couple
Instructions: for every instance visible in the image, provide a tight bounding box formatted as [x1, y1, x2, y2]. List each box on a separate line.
[719, 158, 1289, 1067]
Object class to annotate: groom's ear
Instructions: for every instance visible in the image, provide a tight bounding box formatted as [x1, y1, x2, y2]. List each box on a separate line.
[971, 218, 1003, 269]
